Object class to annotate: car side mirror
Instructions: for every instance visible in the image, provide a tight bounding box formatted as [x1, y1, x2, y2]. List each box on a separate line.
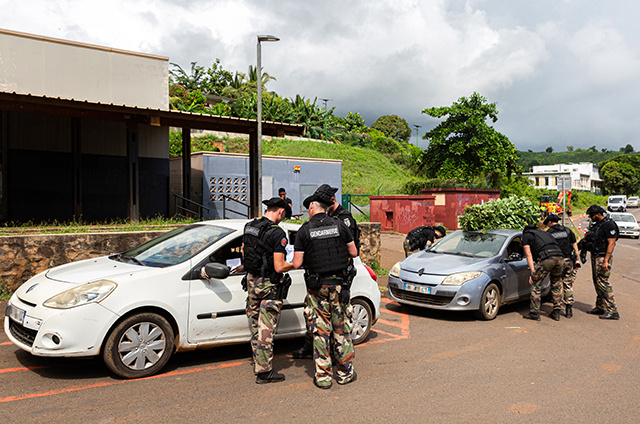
[507, 252, 523, 262]
[203, 263, 230, 279]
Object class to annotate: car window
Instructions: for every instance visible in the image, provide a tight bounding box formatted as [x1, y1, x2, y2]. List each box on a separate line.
[611, 214, 636, 223]
[506, 237, 523, 257]
[209, 236, 244, 270]
[431, 231, 507, 257]
[117, 224, 234, 268]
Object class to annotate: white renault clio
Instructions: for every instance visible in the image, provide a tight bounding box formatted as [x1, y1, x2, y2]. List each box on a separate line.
[4, 220, 380, 378]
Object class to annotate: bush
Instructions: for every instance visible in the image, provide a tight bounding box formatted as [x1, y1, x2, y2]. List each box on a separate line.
[458, 196, 539, 231]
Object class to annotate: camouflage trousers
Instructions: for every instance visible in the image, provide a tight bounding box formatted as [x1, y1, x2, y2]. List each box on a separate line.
[305, 285, 355, 386]
[560, 257, 576, 306]
[529, 256, 564, 313]
[590, 255, 618, 313]
[245, 274, 282, 374]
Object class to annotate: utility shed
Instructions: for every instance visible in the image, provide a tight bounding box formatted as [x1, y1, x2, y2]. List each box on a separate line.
[369, 195, 436, 233]
[420, 187, 501, 230]
[171, 152, 342, 219]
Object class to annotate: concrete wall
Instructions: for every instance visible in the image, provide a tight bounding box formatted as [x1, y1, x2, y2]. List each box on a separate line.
[369, 195, 436, 234]
[0, 29, 169, 109]
[1, 224, 381, 293]
[421, 188, 501, 230]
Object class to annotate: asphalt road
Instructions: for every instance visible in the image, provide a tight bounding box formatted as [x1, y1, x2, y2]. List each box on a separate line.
[2, 210, 640, 423]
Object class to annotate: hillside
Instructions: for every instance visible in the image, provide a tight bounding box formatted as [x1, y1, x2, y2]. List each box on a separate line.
[518, 149, 623, 171]
[263, 138, 415, 196]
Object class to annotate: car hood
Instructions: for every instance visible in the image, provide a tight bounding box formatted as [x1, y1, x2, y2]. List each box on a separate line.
[401, 251, 495, 276]
[615, 221, 638, 229]
[46, 256, 146, 284]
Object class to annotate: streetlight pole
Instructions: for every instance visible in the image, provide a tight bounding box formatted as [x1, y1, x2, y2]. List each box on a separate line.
[413, 124, 421, 146]
[321, 98, 331, 141]
[255, 34, 279, 216]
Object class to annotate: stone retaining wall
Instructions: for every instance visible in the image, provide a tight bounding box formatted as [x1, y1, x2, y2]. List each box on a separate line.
[1, 223, 381, 293]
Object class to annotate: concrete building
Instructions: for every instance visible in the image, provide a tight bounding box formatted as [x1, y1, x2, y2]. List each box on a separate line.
[171, 152, 342, 219]
[523, 162, 602, 194]
[0, 29, 303, 222]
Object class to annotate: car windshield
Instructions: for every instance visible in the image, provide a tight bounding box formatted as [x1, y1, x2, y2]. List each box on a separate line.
[430, 231, 507, 258]
[114, 224, 234, 267]
[610, 214, 636, 223]
[609, 198, 623, 203]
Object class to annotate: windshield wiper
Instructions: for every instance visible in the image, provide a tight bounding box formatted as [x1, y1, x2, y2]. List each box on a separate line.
[442, 251, 475, 257]
[123, 255, 147, 266]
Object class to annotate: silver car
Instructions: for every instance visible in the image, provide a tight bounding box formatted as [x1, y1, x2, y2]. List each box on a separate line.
[608, 212, 640, 239]
[387, 229, 550, 320]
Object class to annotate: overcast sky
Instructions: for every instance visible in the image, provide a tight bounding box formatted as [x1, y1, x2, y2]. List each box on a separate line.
[2, 0, 639, 152]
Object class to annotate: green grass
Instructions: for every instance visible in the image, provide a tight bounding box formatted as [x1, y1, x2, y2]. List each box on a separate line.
[263, 138, 415, 196]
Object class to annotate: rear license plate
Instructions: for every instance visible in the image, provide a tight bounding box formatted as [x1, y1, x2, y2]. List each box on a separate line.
[404, 283, 431, 294]
[8, 305, 26, 325]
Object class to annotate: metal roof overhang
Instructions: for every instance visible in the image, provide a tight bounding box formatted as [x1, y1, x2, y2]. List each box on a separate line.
[0, 91, 306, 137]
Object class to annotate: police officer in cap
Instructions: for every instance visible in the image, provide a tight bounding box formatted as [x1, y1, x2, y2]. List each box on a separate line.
[403, 225, 446, 257]
[522, 223, 565, 321]
[584, 205, 620, 320]
[292, 188, 358, 389]
[544, 214, 580, 318]
[242, 197, 293, 383]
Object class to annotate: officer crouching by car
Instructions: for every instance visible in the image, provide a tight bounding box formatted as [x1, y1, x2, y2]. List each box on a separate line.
[240, 197, 293, 384]
[543, 214, 580, 318]
[292, 190, 358, 389]
[403, 225, 446, 257]
[522, 224, 565, 321]
[584, 205, 620, 320]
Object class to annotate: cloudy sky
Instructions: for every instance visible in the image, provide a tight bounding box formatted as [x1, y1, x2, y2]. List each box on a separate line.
[1, 0, 639, 152]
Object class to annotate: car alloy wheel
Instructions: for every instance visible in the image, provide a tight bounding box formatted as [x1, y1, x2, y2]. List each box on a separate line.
[103, 312, 174, 379]
[350, 298, 372, 344]
[474, 282, 500, 320]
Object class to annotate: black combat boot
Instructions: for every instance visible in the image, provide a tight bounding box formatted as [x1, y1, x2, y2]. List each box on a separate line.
[292, 343, 313, 359]
[523, 312, 540, 321]
[599, 312, 620, 320]
[256, 370, 285, 384]
[549, 309, 561, 321]
[565, 305, 573, 318]
[587, 307, 605, 315]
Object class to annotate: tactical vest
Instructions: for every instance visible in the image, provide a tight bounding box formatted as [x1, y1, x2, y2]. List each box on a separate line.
[593, 218, 617, 254]
[546, 225, 573, 258]
[334, 208, 361, 250]
[529, 229, 563, 261]
[243, 217, 279, 277]
[302, 215, 349, 276]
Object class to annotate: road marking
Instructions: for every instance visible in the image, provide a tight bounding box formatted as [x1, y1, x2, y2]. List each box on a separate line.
[0, 366, 49, 374]
[1, 342, 13, 346]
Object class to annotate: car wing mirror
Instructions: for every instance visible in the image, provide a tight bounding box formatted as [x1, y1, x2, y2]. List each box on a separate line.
[203, 262, 230, 279]
[507, 252, 523, 261]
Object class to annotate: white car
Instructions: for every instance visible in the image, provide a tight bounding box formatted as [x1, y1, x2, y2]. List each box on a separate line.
[627, 197, 639, 208]
[608, 212, 640, 239]
[4, 220, 381, 378]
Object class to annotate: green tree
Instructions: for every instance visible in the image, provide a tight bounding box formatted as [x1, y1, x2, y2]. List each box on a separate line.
[169, 59, 233, 95]
[600, 161, 640, 194]
[621, 143, 635, 154]
[546, 146, 554, 154]
[371, 115, 412, 142]
[567, 146, 574, 151]
[419, 92, 520, 187]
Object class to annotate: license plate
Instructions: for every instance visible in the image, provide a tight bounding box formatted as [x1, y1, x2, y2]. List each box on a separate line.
[404, 283, 431, 294]
[8, 305, 26, 325]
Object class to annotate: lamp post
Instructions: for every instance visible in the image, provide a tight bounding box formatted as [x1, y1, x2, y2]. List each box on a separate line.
[255, 34, 279, 216]
[321, 98, 331, 140]
[413, 124, 421, 146]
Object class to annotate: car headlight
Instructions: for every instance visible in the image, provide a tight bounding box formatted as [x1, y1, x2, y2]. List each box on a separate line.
[441, 271, 483, 286]
[44, 280, 117, 309]
[389, 262, 402, 278]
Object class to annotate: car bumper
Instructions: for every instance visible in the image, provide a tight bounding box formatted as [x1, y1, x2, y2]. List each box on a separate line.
[4, 295, 119, 357]
[619, 228, 640, 237]
[386, 274, 489, 311]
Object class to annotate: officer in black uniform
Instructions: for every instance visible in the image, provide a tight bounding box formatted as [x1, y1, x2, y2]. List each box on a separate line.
[544, 214, 580, 318]
[292, 189, 358, 389]
[403, 225, 446, 257]
[522, 224, 565, 321]
[242, 197, 293, 383]
[584, 205, 620, 320]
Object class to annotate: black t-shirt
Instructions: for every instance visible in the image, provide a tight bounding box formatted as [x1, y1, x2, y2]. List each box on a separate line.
[294, 213, 353, 252]
[330, 204, 360, 247]
[263, 223, 288, 255]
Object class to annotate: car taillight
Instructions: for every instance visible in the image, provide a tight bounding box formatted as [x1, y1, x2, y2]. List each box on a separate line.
[363, 264, 377, 282]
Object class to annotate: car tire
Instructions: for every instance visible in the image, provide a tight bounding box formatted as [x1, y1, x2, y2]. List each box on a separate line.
[103, 312, 174, 379]
[474, 283, 500, 320]
[350, 298, 373, 345]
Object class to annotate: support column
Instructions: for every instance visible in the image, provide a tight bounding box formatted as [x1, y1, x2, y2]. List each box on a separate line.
[248, 129, 259, 218]
[182, 128, 191, 201]
[71, 117, 82, 221]
[126, 122, 140, 222]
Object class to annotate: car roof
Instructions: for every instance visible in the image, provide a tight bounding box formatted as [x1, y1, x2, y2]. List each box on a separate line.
[456, 228, 522, 236]
[196, 219, 302, 232]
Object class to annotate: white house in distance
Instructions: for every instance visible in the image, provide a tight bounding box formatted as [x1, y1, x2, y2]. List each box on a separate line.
[523, 162, 603, 194]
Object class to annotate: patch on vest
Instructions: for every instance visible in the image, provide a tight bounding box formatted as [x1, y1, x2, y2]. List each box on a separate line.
[550, 232, 568, 239]
[245, 226, 260, 237]
[344, 218, 350, 227]
[610, 229, 616, 235]
[309, 225, 339, 239]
